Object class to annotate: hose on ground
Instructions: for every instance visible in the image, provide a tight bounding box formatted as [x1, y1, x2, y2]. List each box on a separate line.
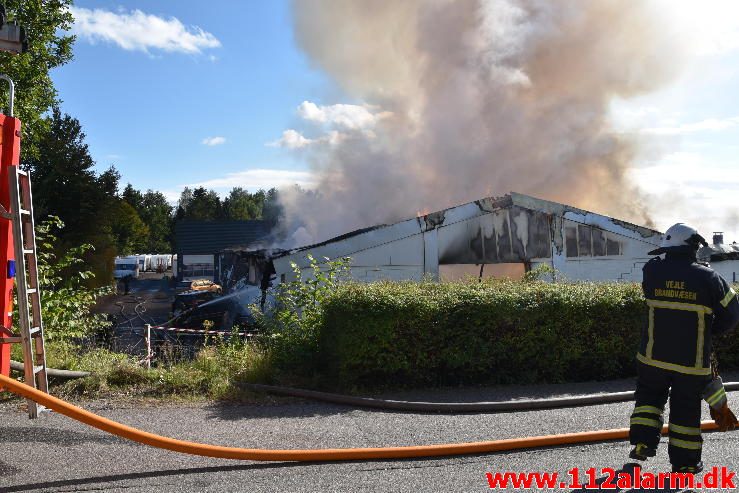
[9, 360, 90, 379]
[240, 381, 739, 413]
[0, 373, 724, 462]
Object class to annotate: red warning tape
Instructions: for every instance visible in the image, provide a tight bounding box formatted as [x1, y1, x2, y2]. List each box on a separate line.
[149, 325, 255, 337]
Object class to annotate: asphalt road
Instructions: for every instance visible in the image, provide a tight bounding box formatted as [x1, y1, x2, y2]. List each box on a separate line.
[2, 378, 739, 492]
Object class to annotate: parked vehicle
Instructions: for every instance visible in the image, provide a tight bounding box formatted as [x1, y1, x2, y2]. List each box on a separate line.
[134, 254, 151, 272]
[113, 256, 139, 279]
[190, 279, 222, 294]
[150, 254, 172, 272]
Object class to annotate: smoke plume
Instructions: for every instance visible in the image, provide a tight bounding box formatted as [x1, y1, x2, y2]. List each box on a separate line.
[278, 0, 683, 246]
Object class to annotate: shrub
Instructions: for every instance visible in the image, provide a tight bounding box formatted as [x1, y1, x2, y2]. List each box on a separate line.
[32, 216, 112, 342]
[252, 254, 350, 382]
[319, 279, 646, 390]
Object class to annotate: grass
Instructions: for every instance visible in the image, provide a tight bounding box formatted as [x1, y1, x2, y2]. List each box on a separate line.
[2, 338, 274, 402]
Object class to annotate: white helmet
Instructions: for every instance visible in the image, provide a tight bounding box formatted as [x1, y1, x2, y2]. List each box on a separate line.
[648, 223, 708, 255]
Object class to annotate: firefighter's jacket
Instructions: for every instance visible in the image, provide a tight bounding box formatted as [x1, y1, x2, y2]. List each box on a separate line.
[638, 255, 739, 376]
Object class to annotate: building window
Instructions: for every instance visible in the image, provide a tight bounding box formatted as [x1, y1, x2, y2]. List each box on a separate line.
[182, 263, 214, 278]
[577, 225, 593, 257]
[606, 236, 622, 256]
[565, 226, 579, 257]
[592, 229, 606, 256]
[565, 223, 623, 257]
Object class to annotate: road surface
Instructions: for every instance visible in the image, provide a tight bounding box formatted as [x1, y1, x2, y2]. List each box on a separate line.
[2, 377, 738, 492]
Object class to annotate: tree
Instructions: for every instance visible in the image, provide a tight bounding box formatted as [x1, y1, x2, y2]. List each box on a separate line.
[109, 201, 149, 255]
[175, 186, 194, 218]
[123, 183, 174, 252]
[0, 1, 75, 162]
[26, 107, 101, 235]
[140, 190, 173, 252]
[223, 187, 263, 220]
[175, 186, 222, 221]
[262, 188, 282, 227]
[98, 166, 121, 196]
[122, 184, 144, 211]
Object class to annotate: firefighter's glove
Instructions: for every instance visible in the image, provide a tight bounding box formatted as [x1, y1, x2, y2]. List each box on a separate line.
[703, 377, 738, 432]
[710, 402, 738, 432]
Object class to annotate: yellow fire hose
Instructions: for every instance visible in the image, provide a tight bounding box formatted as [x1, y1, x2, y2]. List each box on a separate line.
[0, 373, 723, 462]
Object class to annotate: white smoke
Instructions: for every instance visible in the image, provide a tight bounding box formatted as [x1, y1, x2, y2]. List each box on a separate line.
[276, 0, 684, 246]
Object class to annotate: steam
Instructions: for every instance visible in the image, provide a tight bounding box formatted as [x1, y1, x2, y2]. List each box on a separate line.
[277, 0, 683, 246]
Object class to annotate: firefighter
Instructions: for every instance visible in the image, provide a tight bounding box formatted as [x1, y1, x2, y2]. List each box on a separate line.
[628, 223, 739, 473]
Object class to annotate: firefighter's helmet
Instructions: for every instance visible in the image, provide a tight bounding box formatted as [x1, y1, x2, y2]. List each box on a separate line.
[648, 223, 708, 255]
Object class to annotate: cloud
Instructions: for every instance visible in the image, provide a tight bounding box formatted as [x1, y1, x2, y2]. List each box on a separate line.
[266, 129, 348, 149]
[70, 7, 221, 54]
[642, 116, 739, 135]
[267, 101, 387, 149]
[267, 129, 315, 149]
[160, 190, 182, 205]
[297, 101, 391, 130]
[189, 168, 315, 190]
[202, 136, 226, 146]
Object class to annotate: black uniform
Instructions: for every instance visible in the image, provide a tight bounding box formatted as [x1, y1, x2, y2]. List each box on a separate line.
[629, 251, 739, 467]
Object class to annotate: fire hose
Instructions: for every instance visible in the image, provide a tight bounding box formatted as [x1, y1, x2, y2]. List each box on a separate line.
[0, 373, 727, 462]
[9, 360, 90, 379]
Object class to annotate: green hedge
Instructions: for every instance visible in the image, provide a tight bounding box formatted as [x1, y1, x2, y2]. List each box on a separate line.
[319, 280, 646, 390]
[319, 280, 739, 390]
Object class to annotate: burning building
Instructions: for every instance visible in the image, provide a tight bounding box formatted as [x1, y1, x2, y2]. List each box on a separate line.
[260, 192, 664, 285]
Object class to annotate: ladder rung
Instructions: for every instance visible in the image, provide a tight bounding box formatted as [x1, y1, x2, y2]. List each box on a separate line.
[33, 365, 44, 374]
[23, 249, 33, 254]
[0, 336, 21, 343]
[29, 327, 41, 336]
[26, 288, 36, 294]
[19, 209, 30, 215]
[16, 169, 28, 177]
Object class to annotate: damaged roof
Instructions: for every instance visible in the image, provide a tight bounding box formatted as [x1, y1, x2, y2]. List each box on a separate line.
[275, 192, 662, 259]
[700, 242, 739, 261]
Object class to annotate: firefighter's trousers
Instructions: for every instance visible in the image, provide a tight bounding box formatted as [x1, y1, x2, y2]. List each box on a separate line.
[629, 362, 711, 467]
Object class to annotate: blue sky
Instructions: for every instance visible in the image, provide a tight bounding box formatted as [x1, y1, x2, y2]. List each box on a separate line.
[54, 0, 325, 201]
[52, 1, 739, 241]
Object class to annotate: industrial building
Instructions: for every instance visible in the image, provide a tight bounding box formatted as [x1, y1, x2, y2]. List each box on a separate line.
[174, 220, 270, 283]
[216, 193, 739, 292]
[269, 192, 663, 284]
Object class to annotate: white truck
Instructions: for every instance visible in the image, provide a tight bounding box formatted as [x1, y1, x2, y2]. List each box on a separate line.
[113, 256, 140, 279]
[150, 254, 173, 272]
[135, 254, 151, 272]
